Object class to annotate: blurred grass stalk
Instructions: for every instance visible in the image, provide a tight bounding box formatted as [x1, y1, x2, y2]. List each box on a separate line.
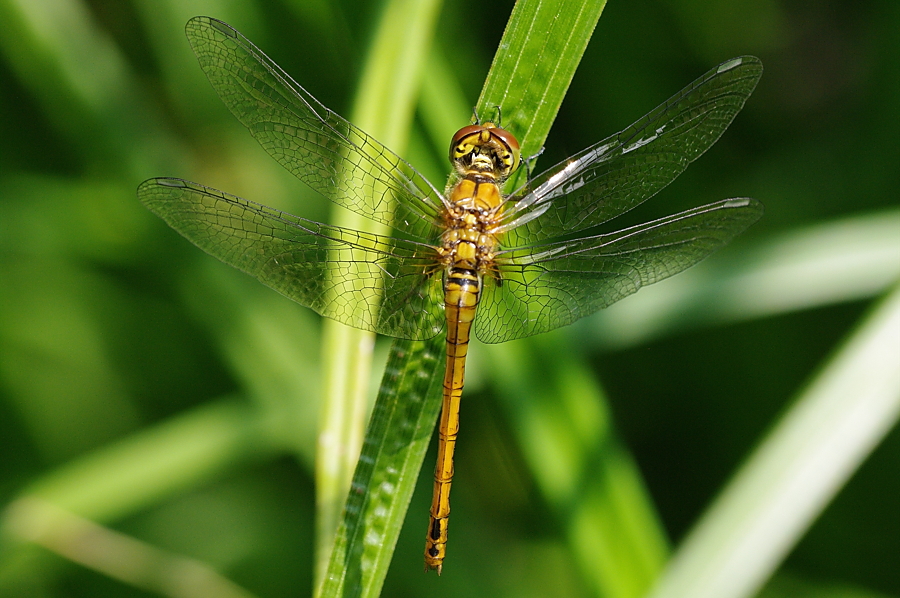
[486, 335, 669, 598]
[0, 399, 269, 595]
[647, 282, 900, 598]
[4, 496, 259, 598]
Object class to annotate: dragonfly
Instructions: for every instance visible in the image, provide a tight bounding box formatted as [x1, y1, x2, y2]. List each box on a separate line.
[139, 16, 763, 574]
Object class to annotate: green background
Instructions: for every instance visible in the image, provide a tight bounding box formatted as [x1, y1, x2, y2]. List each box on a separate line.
[1, 0, 897, 597]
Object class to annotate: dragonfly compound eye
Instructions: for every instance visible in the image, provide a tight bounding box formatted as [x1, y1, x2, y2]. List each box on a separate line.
[487, 126, 521, 176]
[449, 125, 486, 163]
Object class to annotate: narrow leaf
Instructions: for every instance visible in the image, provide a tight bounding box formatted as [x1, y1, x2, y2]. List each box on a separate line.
[318, 336, 444, 597]
[646, 284, 900, 598]
[316, 0, 444, 585]
[478, 0, 607, 178]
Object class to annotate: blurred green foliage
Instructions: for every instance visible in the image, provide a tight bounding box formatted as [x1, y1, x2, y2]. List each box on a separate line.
[0, 0, 897, 597]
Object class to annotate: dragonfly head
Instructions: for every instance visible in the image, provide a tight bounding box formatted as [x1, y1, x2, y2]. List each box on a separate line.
[449, 123, 521, 180]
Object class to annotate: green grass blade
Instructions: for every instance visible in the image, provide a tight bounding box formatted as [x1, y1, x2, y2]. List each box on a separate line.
[477, 0, 607, 183]
[316, 0, 444, 585]
[0, 398, 273, 594]
[3, 498, 259, 598]
[646, 284, 900, 598]
[2, 399, 268, 523]
[485, 333, 669, 598]
[318, 336, 444, 598]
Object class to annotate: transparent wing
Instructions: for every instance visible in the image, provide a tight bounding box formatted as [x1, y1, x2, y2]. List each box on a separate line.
[185, 16, 444, 242]
[475, 198, 763, 343]
[497, 56, 763, 246]
[139, 178, 445, 340]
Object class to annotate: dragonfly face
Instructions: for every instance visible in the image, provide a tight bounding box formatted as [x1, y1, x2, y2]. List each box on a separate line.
[449, 123, 521, 180]
[139, 17, 764, 574]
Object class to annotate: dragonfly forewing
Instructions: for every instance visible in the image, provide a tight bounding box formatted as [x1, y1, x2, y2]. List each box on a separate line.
[497, 56, 763, 247]
[476, 197, 763, 343]
[139, 178, 446, 340]
[185, 16, 445, 243]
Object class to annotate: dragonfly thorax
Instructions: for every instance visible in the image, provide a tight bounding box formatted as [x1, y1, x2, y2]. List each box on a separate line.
[440, 199, 502, 275]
